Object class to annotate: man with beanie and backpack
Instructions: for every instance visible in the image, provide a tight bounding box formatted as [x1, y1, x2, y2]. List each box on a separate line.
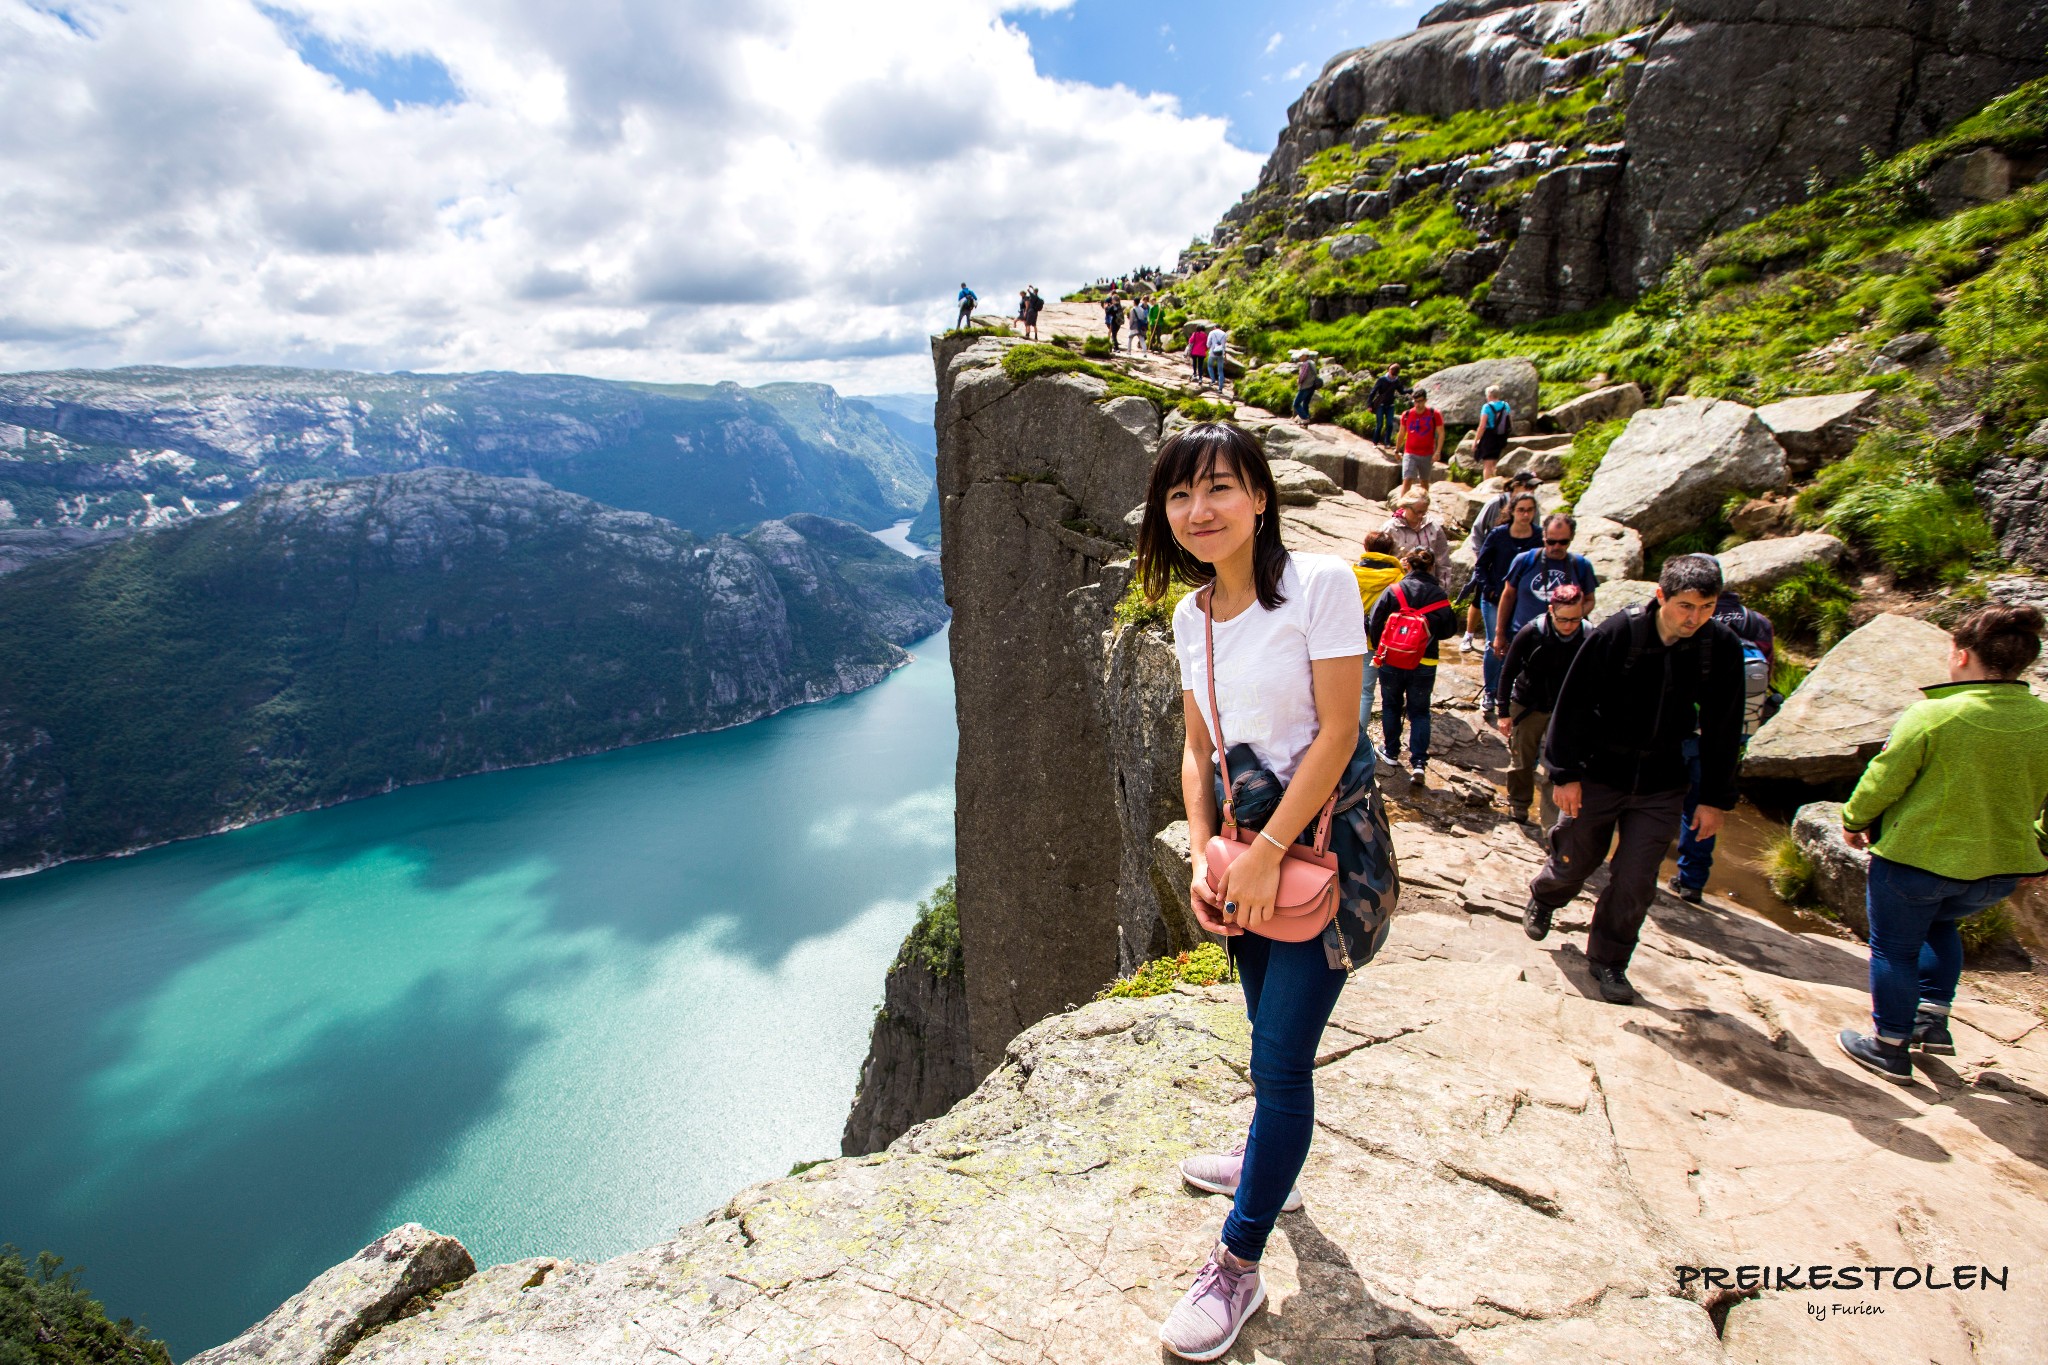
[1522, 554, 1748, 1004]
[1367, 547, 1460, 786]
[1494, 582, 1589, 825]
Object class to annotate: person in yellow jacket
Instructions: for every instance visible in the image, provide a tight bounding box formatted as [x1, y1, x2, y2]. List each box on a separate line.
[1353, 531, 1404, 727]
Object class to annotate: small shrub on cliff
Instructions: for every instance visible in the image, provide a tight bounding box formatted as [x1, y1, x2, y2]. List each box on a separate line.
[1798, 432, 1996, 582]
[1097, 943, 1235, 999]
[901, 877, 962, 978]
[1558, 415, 1627, 509]
[1960, 902, 2019, 958]
[1235, 369, 1295, 415]
[1755, 564, 1858, 648]
[0, 1246, 172, 1365]
[1113, 574, 1192, 630]
[1766, 835, 1820, 907]
[1082, 335, 1114, 358]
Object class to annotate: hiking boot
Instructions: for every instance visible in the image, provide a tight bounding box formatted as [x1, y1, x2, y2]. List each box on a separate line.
[1522, 897, 1552, 941]
[1666, 875, 1704, 904]
[1590, 963, 1635, 1004]
[1911, 1009, 1956, 1055]
[1179, 1143, 1303, 1212]
[1837, 1029, 1914, 1082]
[1160, 1244, 1267, 1362]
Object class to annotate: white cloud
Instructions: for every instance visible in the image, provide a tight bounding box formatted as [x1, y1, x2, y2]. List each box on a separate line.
[1264, 31, 1283, 54]
[0, 0, 1260, 392]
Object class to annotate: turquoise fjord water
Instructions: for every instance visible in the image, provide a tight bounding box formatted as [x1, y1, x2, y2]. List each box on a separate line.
[0, 624, 955, 1356]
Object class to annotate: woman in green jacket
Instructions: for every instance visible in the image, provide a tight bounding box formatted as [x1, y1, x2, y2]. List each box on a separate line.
[1836, 605, 2048, 1081]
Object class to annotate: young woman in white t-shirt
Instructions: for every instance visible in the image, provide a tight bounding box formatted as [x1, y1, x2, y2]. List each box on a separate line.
[1133, 422, 1368, 1361]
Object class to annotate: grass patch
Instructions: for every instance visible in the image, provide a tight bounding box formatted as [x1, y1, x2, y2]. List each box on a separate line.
[1082, 334, 1114, 358]
[901, 877, 962, 977]
[1097, 943, 1236, 999]
[1755, 564, 1858, 648]
[1178, 397, 1235, 422]
[1115, 573, 1194, 630]
[945, 323, 1014, 340]
[1559, 415, 1628, 508]
[787, 1158, 830, 1176]
[1797, 431, 1997, 582]
[1770, 656, 1813, 696]
[1960, 902, 2020, 957]
[1767, 834, 1820, 905]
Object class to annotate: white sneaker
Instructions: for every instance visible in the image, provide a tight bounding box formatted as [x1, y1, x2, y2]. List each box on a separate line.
[1460, 633, 1479, 653]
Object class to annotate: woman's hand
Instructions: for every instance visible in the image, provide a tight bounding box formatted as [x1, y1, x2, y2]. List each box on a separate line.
[1189, 858, 1243, 937]
[1217, 840, 1284, 932]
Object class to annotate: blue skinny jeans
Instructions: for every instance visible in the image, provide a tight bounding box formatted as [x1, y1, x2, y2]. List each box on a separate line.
[1675, 737, 1714, 891]
[1371, 404, 1396, 444]
[1865, 855, 2016, 1041]
[1379, 663, 1436, 766]
[1292, 389, 1313, 420]
[1479, 597, 1502, 706]
[1222, 931, 1347, 1261]
[1209, 352, 1226, 387]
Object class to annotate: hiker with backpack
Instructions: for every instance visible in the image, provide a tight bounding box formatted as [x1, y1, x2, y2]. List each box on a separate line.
[1398, 389, 1444, 496]
[1667, 587, 1778, 903]
[1368, 547, 1459, 785]
[1495, 582, 1589, 825]
[1207, 324, 1231, 392]
[1367, 364, 1405, 446]
[1106, 294, 1125, 349]
[1833, 605, 2048, 1083]
[1475, 385, 1514, 482]
[1188, 324, 1208, 382]
[1023, 286, 1044, 340]
[956, 283, 977, 330]
[1293, 357, 1321, 422]
[1130, 297, 1150, 353]
[1468, 489, 1543, 724]
[1459, 471, 1542, 654]
[1493, 514, 1599, 649]
[1521, 554, 1748, 1005]
[1352, 530, 1405, 727]
[1132, 422, 1399, 1362]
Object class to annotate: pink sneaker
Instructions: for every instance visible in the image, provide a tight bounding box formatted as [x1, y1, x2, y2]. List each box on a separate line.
[1160, 1244, 1266, 1361]
[1178, 1143, 1303, 1212]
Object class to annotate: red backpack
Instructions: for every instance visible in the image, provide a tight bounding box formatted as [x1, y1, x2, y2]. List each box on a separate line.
[1374, 585, 1450, 670]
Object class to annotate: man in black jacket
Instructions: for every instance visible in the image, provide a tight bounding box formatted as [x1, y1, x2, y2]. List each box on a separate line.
[1367, 363, 1406, 446]
[1494, 581, 1589, 824]
[1523, 555, 1747, 1004]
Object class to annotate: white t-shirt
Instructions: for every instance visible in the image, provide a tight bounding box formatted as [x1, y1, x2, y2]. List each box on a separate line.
[1206, 326, 1229, 356]
[1172, 552, 1366, 787]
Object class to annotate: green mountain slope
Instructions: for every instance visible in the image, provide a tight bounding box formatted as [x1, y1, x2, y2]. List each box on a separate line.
[0, 469, 947, 874]
[0, 367, 934, 541]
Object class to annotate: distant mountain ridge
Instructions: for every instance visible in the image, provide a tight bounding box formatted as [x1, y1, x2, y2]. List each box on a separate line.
[0, 366, 933, 545]
[0, 468, 948, 875]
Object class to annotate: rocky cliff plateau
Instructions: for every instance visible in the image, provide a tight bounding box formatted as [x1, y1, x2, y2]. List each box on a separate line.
[0, 468, 946, 874]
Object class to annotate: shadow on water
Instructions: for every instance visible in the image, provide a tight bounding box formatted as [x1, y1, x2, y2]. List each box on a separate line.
[0, 628, 958, 1352]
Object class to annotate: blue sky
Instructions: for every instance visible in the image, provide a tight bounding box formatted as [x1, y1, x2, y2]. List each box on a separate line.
[1011, 0, 1422, 152]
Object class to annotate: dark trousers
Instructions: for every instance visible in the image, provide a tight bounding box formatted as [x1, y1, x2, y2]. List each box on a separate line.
[1222, 931, 1347, 1261]
[1293, 389, 1313, 420]
[1378, 663, 1436, 766]
[1506, 705, 1556, 822]
[1529, 780, 1686, 969]
[956, 303, 973, 328]
[1371, 404, 1396, 444]
[1865, 856, 2016, 1040]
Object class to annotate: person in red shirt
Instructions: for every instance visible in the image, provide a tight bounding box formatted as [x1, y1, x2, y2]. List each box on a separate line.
[1398, 389, 1443, 497]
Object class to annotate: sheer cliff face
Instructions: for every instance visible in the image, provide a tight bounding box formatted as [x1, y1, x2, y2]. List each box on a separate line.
[1232, 0, 2047, 304]
[933, 336, 1168, 1076]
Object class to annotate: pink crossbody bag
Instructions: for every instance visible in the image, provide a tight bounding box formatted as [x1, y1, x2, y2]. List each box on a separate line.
[1198, 586, 1340, 943]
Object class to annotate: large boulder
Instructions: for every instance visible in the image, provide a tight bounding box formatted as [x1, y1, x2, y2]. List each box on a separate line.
[1252, 423, 1402, 500]
[1576, 514, 1645, 584]
[189, 1224, 476, 1365]
[1576, 399, 1788, 546]
[1715, 532, 1847, 596]
[1742, 613, 1954, 782]
[1541, 382, 1645, 434]
[1269, 458, 1342, 505]
[1754, 390, 1878, 473]
[1485, 158, 1630, 324]
[1790, 800, 1871, 936]
[1415, 357, 1539, 430]
[1498, 434, 1573, 481]
[1588, 578, 1659, 624]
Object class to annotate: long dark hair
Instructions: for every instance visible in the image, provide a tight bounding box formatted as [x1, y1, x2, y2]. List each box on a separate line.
[1135, 423, 1288, 610]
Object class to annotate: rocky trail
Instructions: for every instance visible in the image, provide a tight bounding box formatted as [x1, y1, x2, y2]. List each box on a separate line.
[198, 441, 2048, 1364]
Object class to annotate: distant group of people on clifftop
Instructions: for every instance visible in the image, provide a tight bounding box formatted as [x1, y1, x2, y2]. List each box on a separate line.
[1123, 417, 2048, 1360]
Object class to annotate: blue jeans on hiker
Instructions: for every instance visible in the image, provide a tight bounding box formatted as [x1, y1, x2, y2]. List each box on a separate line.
[1379, 664, 1435, 766]
[1865, 855, 2017, 1041]
[1209, 352, 1226, 388]
[1222, 930, 1347, 1262]
[1358, 660, 1379, 728]
[1292, 389, 1312, 420]
[1371, 404, 1396, 444]
[1479, 597, 1502, 706]
[1675, 737, 1713, 892]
